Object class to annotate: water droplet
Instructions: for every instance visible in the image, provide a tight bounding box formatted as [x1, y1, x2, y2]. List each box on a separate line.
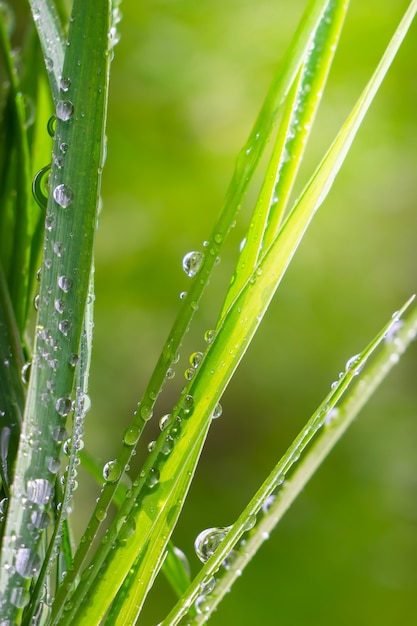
[58, 275, 73, 292]
[204, 329, 216, 344]
[27, 478, 54, 505]
[21, 362, 31, 384]
[10, 586, 30, 608]
[53, 183, 74, 207]
[243, 514, 257, 531]
[179, 291, 187, 300]
[118, 516, 136, 542]
[184, 367, 195, 381]
[69, 353, 79, 367]
[33, 294, 40, 310]
[159, 414, 170, 431]
[161, 435, 174, 456]
[58, 320, 72, 336]
[32, 164, 51, 209]
[15, 548, 41, 578]
[345, 353, 362, 376]
[45, 213, 56, 231]
[139, 405, 153, 421]
[194, 526, 231, 563]
[147, 440, 156, 452]
[53, 241, 65, 256]
[60, 77, 72, 92]
[182, 251, 204, 278]
[261, 494, 276, 514]
[59, 142, 68, 153]
[55, 397, 72, 417]
[51, 426, 68, 442]
[214, 233, 222, 244]
[189, 352, 203, 368]
[181, 395, 194, 416]
[195, 595, 211, 615]
[95, 508, 107, 522]
[146, 467, 160, 488]
[212, 403, 222, 419]
[324, 407, 339, 426]
[45, 57, 53, 71]
[103, 459, 122, 483]
[166, 368, 175, 379]
[123, 426, 140, 446]
[56, 100, 74, 121]
[200, 575, 216, 595]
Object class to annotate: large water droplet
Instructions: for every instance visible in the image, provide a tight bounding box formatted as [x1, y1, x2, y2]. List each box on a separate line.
[194, 526, 231, 563]
[204, 329, 216, 344]
[10, 586, 30, 608]
[56, 100, 74, 121]
[189, 352, 203, 368]
[146, 467, 160, 488]
[26, 478, 54, 505]
[182, 251, 204, 278]
[53, 184, 74, 207]
[58, 275, 73, 292]
[55, 397, 72, 417]
[123, 426, 140, 447]
[195, 595, 211, 615]
[102, 459, 122, 483]
[212, 403, 222, 419]
[345, 353, 362, 376]
[15, 548, 41, 578]
[181, 395, 194, 416]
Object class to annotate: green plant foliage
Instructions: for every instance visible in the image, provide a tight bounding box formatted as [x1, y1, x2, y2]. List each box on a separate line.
[0, 1, 416, 625]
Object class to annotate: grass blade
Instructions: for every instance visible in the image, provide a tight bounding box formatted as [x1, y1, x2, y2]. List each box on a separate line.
[162, 300, 417, 624]
[27, 0, 65, 103]
[48, 1, 338, 607]
[0, 0, 111, 621]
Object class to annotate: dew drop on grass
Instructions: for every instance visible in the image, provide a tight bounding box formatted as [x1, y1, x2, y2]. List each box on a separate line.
[58, 320, 72, 336]
[159, 413, 170, 431]
[45, 214, 56, 231]
[146, 467, 160, 488]
[200, 575, 216, 595]
[54, 298, 65, 314]
[59, 142, 68, 153]
[147, 440, 156, 453]
[15, 548, 41, 578]
[166, 367, 175, 379]
[261, 494, 276, 514]
[194, 526, 232, 563]
[195, 595, 211, 616]
[118, 516, 136, 542]
[181, 395, 194, 416]
[45, 57, 53, 71]
[102, 460, 122, 483]
[56, 99, 74, 121]
[161, 435, 174, 456]
[59, 77, 72, 92]
[53, 183, 74, 207]
[212, 403, 222, 419]
[184, 368, 195, 381]
[10, 586, 30, 608]
[26, 478, 54, 505]
[189, 351, 203, 368]
[179, 291, 187, 300]
[58, 275, 73, 292]
[55, 397, 72, 417]
[21, 362, 31, 384]
[345, 353, 362, 375]
[138, 404, 152, 421]
[69, 353, 79, 367]
[204, 329, 216, 344]
[53, 242, 65, 256]
[182, 251, 204, 278]
[123, 426, 140, 446]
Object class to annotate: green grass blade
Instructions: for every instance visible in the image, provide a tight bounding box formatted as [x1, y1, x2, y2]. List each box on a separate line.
[0, 11, 33, 334]
[162, 298, 417, 624]
[48, 1, 337, 605]
[0, 263, 25, 493]
[0, 0, 111, 621]
[51, 1, 416, 620]
[222, 0, 348, 315]
[28, 0, 65, 103]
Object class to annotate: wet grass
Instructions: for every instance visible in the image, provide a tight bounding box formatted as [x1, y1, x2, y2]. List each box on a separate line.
[0, 1, 416, 624]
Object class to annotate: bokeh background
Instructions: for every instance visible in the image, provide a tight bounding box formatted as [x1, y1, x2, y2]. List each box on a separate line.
[79, 1, 417, 624]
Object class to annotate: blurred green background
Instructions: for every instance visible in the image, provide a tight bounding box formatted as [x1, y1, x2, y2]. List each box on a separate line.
[79, 1, 417, 624]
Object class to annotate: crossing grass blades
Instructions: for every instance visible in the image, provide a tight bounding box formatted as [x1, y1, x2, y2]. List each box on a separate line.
[0, 1, 416, 624]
